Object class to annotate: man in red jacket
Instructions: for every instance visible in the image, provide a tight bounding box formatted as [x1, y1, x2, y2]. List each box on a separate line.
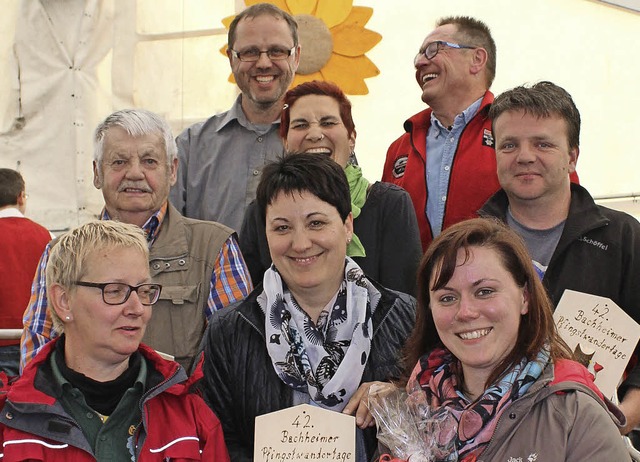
[0, 169, 51, 376]
[382, 16, 499, 251]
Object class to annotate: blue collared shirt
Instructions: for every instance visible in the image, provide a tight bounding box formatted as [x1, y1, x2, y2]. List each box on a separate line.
[425, 97, 483, 237]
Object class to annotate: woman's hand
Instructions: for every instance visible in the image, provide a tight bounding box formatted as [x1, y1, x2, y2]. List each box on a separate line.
[342, 381, 395, 429]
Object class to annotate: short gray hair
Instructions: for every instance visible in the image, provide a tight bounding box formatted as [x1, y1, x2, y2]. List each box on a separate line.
[93, 109, 177, 177]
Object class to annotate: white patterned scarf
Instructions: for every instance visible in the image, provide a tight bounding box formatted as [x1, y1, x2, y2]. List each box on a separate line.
[259, 258, 378, 411]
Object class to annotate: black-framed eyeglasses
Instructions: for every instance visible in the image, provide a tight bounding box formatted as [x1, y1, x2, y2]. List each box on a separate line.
[73, 281, 162, 306]
[230, 46, 296, 62]
[415, 40, 476, 63]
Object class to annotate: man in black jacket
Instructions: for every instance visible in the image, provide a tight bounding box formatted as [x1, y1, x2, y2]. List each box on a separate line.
[479, 81, 640, 434]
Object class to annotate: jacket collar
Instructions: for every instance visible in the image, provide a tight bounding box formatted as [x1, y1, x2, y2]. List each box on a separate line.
[148, 202, 189, 261]
[479, 184, 609, 263]
[10, 338, 187, 406]
[403, 90, 494, 163]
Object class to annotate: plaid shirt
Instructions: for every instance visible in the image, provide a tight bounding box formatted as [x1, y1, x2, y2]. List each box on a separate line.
[20, 203, 252, 372]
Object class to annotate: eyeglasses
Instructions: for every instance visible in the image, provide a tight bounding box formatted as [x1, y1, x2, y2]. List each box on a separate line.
[415, 40, 476, 63]
[73, 281, 162, 306]
[230, 46, 296, 62]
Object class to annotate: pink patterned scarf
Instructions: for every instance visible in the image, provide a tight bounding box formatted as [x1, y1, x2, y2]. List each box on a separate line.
[407, 347, 548, 461]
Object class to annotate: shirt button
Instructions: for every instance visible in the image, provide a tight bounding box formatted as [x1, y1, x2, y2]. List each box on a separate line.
[449, 137, 454, 142]
[257, 136, 263, 142]
[441, 196, 446, 202]
[444, 165, 450, 171]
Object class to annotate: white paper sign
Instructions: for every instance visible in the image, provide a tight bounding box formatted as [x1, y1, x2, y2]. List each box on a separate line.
[554, 289, 640, 397]
[254, 404, 355, 462]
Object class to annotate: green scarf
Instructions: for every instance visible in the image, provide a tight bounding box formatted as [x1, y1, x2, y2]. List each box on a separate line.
[344, 164, 368, 257]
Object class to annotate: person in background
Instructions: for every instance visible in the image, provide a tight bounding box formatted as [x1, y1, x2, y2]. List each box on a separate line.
[170, 2, 300, 231]
[400, 218, 629, 461]
[0, 221, 230, 461]
[0, 168, 52, 377]
[240, 80, 422, 295]
[479, 80, 640, 434]
[202, 154, 415, 461]
[21, 108, 252, 372]
[382, 16, 500, 251]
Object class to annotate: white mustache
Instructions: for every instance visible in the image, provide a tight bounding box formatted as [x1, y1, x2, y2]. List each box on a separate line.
[118, 182, 152, 193]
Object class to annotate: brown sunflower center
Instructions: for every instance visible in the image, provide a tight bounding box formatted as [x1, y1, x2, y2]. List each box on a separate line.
[294, 14, 333, 75]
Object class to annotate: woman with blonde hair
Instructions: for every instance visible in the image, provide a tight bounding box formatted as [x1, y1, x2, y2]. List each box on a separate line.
[0, 221, 229, 461]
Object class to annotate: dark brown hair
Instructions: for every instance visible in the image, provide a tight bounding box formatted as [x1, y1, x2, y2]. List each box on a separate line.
[401, 218, 572, 388]
[256, 152, 351, 223]
[489, 81, 581, 150]
[0, 168, 25, 208]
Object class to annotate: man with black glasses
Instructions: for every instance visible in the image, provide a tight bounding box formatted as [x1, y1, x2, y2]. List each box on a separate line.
[382, 16, 500, 251]
[170, 3, 300, 232]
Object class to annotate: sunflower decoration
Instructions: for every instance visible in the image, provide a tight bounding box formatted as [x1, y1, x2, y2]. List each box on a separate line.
[221, 0, 382, 95]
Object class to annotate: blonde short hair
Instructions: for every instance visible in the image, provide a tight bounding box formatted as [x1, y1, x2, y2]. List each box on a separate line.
[46, 221, 149, 331]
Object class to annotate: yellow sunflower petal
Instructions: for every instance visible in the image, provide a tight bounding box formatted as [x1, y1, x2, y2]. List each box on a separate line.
[350, 54, 380, 78]
[315, 0, 352, 29]
[221, 14, 234, 29]
[219, 44, 228, 57]
[331, 25, 381, 57]
[247, 0, 290, 9]
[292, 71, 324, 88]
[320, 54, 379, 95]
[340, 6, 373, 27]
[286, 0, 317, 15]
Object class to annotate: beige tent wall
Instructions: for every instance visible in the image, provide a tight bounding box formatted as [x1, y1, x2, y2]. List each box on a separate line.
[1, 0, 638, 231]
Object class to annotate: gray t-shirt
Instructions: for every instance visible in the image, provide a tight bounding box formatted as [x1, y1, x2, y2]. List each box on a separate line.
[507, 209, 565, 278]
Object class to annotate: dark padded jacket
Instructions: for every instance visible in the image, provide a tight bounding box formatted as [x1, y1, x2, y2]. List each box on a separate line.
[480, 183, 640, 393]
[201, 281, 416, 461]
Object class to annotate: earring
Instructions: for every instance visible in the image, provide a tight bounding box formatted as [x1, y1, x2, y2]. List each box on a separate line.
[65, 316, 70, 321]
[347, 237, 352, 244]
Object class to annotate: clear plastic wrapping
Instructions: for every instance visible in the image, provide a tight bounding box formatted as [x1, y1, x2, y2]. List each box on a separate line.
[368, 383, 458, 462]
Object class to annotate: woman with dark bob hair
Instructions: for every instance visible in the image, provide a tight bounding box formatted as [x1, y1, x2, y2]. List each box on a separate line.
[202, 153, 415, 462]
[240, 80, 421, 295]
[399, 218, 629, 461]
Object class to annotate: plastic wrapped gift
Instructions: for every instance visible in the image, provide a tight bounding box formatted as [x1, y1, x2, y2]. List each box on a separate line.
[368, 383, 458, 462]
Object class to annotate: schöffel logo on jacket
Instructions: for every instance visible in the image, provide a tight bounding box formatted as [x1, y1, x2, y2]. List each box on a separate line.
[392, 155, 408, 178]
[505, 453, 538, 462]
[578, 236, 609, 251]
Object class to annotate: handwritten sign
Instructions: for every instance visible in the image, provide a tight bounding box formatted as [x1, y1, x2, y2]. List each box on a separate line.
[554, 289, 640, 397]
[254, 404, 355, 462]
